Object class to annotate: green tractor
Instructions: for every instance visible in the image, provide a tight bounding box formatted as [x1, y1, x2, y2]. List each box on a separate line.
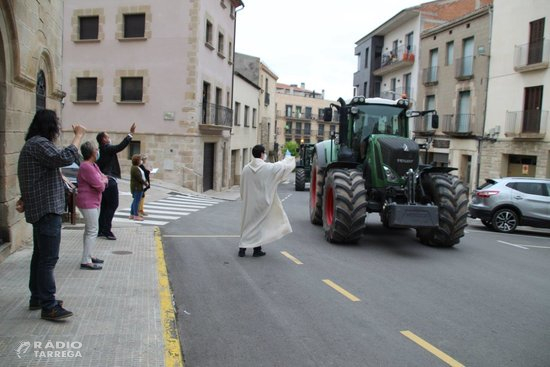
[295, 143, 315, 191]
[310, 96, 468, 247]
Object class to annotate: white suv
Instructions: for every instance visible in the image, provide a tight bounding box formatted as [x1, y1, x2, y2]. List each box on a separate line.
[468, 177, 550, 233]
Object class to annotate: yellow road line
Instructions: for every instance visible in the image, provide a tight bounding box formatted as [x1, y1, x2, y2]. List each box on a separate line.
[155, 227, 184, 367]
[322, 279, 361, 302]
[401, 330, 465, 367]
[280, 251, 303, 265]
[162, 234, 240, 238]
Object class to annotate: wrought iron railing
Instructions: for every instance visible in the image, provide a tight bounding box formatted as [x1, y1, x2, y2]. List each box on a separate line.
[422, 66, 439, 85]
[514, 39, 550, 69]
[505, 110, 548, 135]
[455, 56, 474, 79]
[201, 103, 232, 127]
[442, 114, 480, 135]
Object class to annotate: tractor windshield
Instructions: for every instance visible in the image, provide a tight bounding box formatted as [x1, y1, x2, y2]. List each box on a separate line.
[352, 104, 408, 140]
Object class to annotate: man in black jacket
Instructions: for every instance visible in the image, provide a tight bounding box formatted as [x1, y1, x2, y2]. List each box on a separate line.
[96, 123, 136, 240]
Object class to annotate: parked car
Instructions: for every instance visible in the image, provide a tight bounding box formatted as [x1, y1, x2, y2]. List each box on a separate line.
[468, 177, 550, 233]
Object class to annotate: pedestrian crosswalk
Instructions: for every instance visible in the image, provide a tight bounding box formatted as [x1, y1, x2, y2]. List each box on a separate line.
[113, 193, 223, 226]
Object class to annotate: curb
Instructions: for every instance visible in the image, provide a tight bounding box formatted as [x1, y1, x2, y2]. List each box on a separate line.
[155, 227, 184, 367]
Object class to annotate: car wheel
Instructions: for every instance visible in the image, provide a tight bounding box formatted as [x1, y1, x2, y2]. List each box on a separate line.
[481, 219, 492, 229]
[491, 208, 518, 233]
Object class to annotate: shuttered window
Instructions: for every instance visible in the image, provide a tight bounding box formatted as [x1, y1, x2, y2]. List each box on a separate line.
[77, 78, 97, 101]
[124, 14, 145, 38]
[79, 16, 99, 40]
[121, 77, 143, 102]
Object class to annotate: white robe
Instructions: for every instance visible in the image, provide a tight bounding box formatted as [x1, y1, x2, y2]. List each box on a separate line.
[239, 156, 296, 248]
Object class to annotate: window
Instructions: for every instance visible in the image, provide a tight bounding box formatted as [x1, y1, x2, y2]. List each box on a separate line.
[318, 124, 325, 136]
[405, 32, 414, 50]
[124, 14, 145, 38]
[403, 73, 411, 98]
[528, 18, 545, 64]
[286, 122, 292, 134]
[79, 16, 99, 40]
[206, 20, 213, 47]
[364, 47, 369, 68]
[304, 123, 311, 135]
[244, 105, 250, 127]
[446, 41, 454, 65]
[513, 182, 545, 196]
[77, 78, 97, 101]
[234, 102, 240, 126]
[523, 86, 543, 133]
[252, 108, 257, 128]
[318, 108, 324, 119]
[363, 82, 368, 97]
[228, 41, 233, 63]
[285, 105, 292, 117]
[128, 141, 141, 160]
[460, 37, 474, 78]
[305, 107, 312, 119]
[218, 32, 224, 56]
[121, 77, 143, 102]
[296, 122, 302, 135]
[296, 106, 302, 118]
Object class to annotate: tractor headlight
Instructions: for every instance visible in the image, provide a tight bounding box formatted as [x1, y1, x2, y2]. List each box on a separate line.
[383, 165, 399, 182]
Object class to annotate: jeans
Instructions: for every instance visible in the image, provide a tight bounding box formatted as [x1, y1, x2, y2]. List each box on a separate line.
[79, 207, 99, 264]
[131, 191, 143, 216]
[99, 177, 118, 235]
[29, 214, 62, 310]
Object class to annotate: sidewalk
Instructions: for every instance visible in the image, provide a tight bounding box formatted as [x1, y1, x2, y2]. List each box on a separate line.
[0, 179, 239, 366]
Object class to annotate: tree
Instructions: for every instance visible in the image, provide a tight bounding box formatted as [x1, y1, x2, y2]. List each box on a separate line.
[282, 141, 299, 156]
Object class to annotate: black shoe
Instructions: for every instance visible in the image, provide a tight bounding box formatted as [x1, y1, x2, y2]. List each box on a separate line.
[80, 263, 102, 270]
[91, 257, 104, 264]
[238, 248, 246, 257]
[97, 232, 106, 238]
[41, 304, 73, 321]
[253, 247, 266, 257]
[29, 299, 63, 310]
[106, 232, 116, 240]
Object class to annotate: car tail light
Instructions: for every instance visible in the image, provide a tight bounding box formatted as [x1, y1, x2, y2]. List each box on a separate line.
[476, 190, 499, 198]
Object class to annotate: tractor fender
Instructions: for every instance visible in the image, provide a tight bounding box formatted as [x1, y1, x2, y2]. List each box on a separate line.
[313, 140, 334, 168]
[419, 165, 458, 175]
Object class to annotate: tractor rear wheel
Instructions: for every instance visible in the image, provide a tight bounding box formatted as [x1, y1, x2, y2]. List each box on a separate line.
[322, 169, 367, 243]
[309, 154, 324, 225]
[417, 173, 468, 247]
[295, 167, 306, 191]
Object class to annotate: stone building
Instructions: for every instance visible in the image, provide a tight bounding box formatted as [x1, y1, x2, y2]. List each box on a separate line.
[275, 83, 337, 149]
[0, 0, 65, 259]
[416, 5, 493, 190]
[481, 0, 550, 180]
[233, 52, 278, 160]
[61, 0, 243, 193]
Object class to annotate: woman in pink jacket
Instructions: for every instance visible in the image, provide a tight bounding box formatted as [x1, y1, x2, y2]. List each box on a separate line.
[76, 141, 108, 270]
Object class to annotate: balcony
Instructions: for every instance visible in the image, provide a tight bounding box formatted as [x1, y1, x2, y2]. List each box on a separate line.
[422, 66, 439, 86]
[455, 56, 474, 80]
[200, 102, 232, 134]
[412, 115, 436, 136]
[514, 39, 550, 72]
[442, 114, 481, 137]
[505, 110, 548, 139]
[373, 45, 415, 76]
[381, 87, 414, 101]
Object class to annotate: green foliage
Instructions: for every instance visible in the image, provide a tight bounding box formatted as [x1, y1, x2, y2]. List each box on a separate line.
[282, 141, 299, 156]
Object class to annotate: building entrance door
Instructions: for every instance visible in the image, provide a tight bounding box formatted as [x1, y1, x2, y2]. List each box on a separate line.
[203, 143, 215, 191]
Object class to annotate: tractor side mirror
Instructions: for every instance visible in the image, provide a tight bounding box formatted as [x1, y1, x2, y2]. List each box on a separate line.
[323, 107, 333, 122]
[431, 114, 439, 129]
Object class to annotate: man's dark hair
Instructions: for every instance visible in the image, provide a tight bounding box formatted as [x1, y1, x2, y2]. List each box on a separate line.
[96, 132, 107, 145]
[252, 144, 265, 158]
[25, 109, 60, 142]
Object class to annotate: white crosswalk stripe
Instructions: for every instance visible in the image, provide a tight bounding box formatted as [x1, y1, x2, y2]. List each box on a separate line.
[113, 193, 223, 226]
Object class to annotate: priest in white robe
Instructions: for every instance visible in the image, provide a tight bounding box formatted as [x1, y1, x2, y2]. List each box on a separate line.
[239, 145, 296, 257]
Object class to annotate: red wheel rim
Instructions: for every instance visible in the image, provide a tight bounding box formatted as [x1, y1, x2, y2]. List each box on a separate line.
[325, 186, 334, 226]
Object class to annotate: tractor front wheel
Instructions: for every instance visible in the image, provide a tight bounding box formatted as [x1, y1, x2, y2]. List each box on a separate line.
[295, 167, 306, 191]
[417, 173, 469, 247]
[309, 154, 324, 225]
[322, 169, 367, 243]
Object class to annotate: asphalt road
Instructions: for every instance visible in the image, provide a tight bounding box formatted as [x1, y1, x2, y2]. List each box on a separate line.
[162, 181, 550, 367]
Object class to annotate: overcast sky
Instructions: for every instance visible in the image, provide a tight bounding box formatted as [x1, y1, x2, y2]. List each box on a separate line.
[235, 0, 423, 101]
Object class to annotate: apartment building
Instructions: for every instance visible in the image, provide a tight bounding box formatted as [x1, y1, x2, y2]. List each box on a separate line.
[230, 72, 260, 186]
[275, 83, 337, 151]
[62, 0, 243, 193]
[233, 52, 278, 160]
[416, 5, 493, 189]
[481, 0, 550, 179]
[354, 0, 492, 105]
[0, 1, 65, 258]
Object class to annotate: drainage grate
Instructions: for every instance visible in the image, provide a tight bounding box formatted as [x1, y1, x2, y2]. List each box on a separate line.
[112, 250, 133, 255]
